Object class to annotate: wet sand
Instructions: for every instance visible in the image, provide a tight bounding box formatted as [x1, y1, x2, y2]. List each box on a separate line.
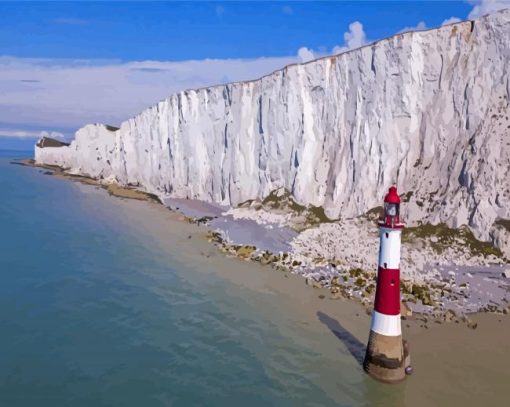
[405, 313, 509, 406]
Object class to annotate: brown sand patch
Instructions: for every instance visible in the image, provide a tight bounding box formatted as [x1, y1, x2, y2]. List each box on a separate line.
[103, 183, 160, 203]
[18, 160, 161, 204]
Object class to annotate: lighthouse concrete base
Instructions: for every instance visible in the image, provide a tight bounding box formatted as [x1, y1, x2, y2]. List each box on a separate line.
[363, 330, 406, 383]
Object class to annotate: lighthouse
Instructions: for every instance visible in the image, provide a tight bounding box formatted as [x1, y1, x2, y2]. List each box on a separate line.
[363, 185, 409, 383]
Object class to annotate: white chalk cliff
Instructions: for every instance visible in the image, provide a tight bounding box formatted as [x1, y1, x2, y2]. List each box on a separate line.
[36, 10, 510, 251]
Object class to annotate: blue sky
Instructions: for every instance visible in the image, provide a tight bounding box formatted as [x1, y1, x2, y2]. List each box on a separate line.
[0, 0, 507, 150]
[0, 1, 472, 60]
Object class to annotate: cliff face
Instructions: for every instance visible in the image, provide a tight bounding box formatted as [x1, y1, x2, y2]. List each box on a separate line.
[36, 10, 510, 244]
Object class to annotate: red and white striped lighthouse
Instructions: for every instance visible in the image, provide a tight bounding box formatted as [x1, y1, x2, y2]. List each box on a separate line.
[363, 185, 410, 383]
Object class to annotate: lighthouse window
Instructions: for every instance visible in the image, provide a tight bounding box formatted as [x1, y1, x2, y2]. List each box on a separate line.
[390, 279, 395, 286]
[386, 203, 397, 217]
[385, 232, 389, 239]
[384, 202, 400, 219]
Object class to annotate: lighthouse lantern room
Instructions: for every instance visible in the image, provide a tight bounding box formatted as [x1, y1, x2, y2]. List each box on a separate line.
[382, 185, 402, 228]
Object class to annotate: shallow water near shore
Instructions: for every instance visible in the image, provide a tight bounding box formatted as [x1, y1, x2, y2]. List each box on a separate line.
[1, 152, 508, 406]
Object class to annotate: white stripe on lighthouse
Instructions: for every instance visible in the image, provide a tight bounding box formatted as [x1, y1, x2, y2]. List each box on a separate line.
[370, 310, 402, 336]
[378, 228, 401, 269]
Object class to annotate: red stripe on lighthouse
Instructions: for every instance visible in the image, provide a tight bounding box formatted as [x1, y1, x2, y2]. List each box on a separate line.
[374, 267, 400, 315]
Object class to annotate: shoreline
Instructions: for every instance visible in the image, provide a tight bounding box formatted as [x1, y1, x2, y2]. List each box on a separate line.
[13, 157, 510, 327]
[14, 158, 162, 203]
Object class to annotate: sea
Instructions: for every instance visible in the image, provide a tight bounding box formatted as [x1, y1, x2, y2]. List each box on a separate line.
[0, 151, 410, 406]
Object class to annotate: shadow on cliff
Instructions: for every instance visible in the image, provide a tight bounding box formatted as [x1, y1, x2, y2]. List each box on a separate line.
[317, 311, 365, 367]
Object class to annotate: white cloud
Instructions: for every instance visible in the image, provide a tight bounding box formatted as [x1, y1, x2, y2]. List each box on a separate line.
[297, 47, 315, 63]
[343, 21, 367, 49]
[441, 16, 462, 26]
[468, 0, 510, 19]
[0, 129, 42, 138]
[332, 21, 368, 54]
[398, 21, 427, 34]
[298, 20, 368, 62]
[0, 55, 297, 138]
[0, 128, 66, 140]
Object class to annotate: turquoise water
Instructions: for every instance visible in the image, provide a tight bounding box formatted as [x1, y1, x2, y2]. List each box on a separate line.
[0, 152, 403, 406]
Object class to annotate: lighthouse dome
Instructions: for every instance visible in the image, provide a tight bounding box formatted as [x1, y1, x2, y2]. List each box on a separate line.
[384, 186, 400, 204]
